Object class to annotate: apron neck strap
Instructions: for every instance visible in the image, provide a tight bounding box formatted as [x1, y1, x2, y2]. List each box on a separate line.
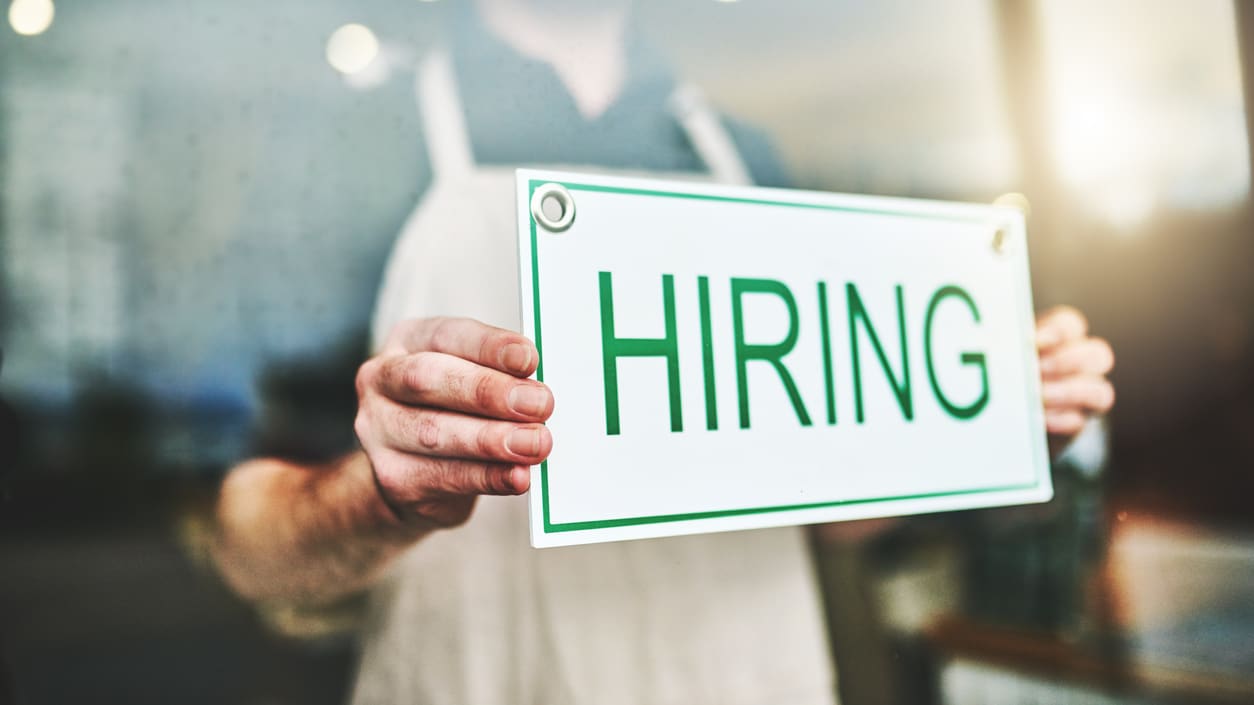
[417, 50, 477, 180]
[670, 84, 752, 186]
[416, 50, 753, 186]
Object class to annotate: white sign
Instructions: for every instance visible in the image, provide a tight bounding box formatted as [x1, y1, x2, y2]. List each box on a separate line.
[516, 169, 1051, 548]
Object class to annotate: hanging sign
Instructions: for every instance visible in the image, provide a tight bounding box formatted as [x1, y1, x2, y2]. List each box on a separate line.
[516, 169, 1050, 548]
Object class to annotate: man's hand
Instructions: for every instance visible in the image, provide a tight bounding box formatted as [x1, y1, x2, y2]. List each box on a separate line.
[1036, 306, 1114, 456]
[354, 317, 554, 528]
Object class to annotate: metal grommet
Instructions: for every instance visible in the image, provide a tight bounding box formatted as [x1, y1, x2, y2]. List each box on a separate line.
[531, 183, 576, 233]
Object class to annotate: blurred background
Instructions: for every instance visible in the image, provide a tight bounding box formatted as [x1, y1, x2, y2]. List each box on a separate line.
[1, 0, 1252, 703]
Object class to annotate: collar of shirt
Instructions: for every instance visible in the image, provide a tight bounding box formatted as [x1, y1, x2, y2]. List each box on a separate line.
[447, 13, 708, 174]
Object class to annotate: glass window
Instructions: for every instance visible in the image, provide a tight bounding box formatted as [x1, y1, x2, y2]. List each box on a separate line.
[644, 0, 1019, 199]
[1, 3, 1250, 705]
[1037, 0, 1249, 228]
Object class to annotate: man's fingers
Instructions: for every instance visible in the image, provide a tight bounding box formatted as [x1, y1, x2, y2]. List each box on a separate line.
[381, 453, 531, 499]
[370, 451, 530, 525]
[1039, 338, 1115, 378]
[1044, 409, 1088, 436]
[1041, 375, 1115, 415]
[389, 317, 538, 377]
[433, 461, 531, 497]
[1036, 306, 1089, 350]
[361, 317, 548, 521]
[383, 403, 553, 464]
[375, 352, 553, 422]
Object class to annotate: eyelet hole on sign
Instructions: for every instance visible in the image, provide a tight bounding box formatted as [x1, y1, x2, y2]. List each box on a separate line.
[531, 183, 576, 233]
[992, 227, 1007, 254]
[541, 195, 564, 222]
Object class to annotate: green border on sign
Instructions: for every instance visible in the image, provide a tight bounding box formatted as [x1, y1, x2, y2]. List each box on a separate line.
[529, 179, 1043, 534]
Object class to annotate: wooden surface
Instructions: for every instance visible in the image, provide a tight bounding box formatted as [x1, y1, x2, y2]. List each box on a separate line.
[927, 616, 1254, 705]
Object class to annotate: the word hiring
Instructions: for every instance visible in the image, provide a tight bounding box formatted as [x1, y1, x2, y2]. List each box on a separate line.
[597, 272, 989, 435]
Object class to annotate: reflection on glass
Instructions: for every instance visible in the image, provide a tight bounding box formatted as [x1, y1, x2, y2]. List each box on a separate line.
[8, 0, 54, 36]
[1038, 0, 1249, 229]
[326, 23, 380, 75]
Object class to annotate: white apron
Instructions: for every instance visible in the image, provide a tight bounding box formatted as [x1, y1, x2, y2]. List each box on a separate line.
[352, 51, 837, 705]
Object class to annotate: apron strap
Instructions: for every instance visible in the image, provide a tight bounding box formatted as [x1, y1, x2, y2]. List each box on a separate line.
[670, 84, 753, 186]
[415, 51, 753, 186]
[416, 50, 476, 180]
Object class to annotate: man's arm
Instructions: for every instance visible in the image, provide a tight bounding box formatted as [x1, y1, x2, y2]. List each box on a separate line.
[212, 451, 420, 605]
[211, 318, 554, 605]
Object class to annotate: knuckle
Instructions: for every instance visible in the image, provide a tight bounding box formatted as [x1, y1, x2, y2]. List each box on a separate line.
[472, 372, 499, 412]
[405, 353, 441, 395]
[476, 422, 503, 458]
[428, 317, 459, 353]
[367, 449, 409, 496]
[426, 457, 462, 494]
[415, 412, 443, 453]
[485, 467, 514, 495]
[379, 456, 478, 527]
[479, 337, 495, 368]
[374, 463, 404, 497]
[463, 465, 496, 496]
[478, 330, 509, 368]
[434, 459, 495, 497]
[355, 358, 380, 397]
[353, 410, 372, 443]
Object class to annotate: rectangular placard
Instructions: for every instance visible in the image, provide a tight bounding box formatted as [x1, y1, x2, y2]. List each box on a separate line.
[516, 169, 1051, 548]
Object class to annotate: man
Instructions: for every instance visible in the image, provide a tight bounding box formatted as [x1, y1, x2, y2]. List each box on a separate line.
[212, 1, 1115, 702]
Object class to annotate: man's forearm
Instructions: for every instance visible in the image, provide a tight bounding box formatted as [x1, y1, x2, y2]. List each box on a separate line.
[211, 451, 429, 605]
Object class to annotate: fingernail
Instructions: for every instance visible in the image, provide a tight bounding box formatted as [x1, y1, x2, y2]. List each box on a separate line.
[506, 427, 542, 457]
[1039, 357, 1056, 374]
[508, 385, 550, 417]
[500, 343, 532, 374]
